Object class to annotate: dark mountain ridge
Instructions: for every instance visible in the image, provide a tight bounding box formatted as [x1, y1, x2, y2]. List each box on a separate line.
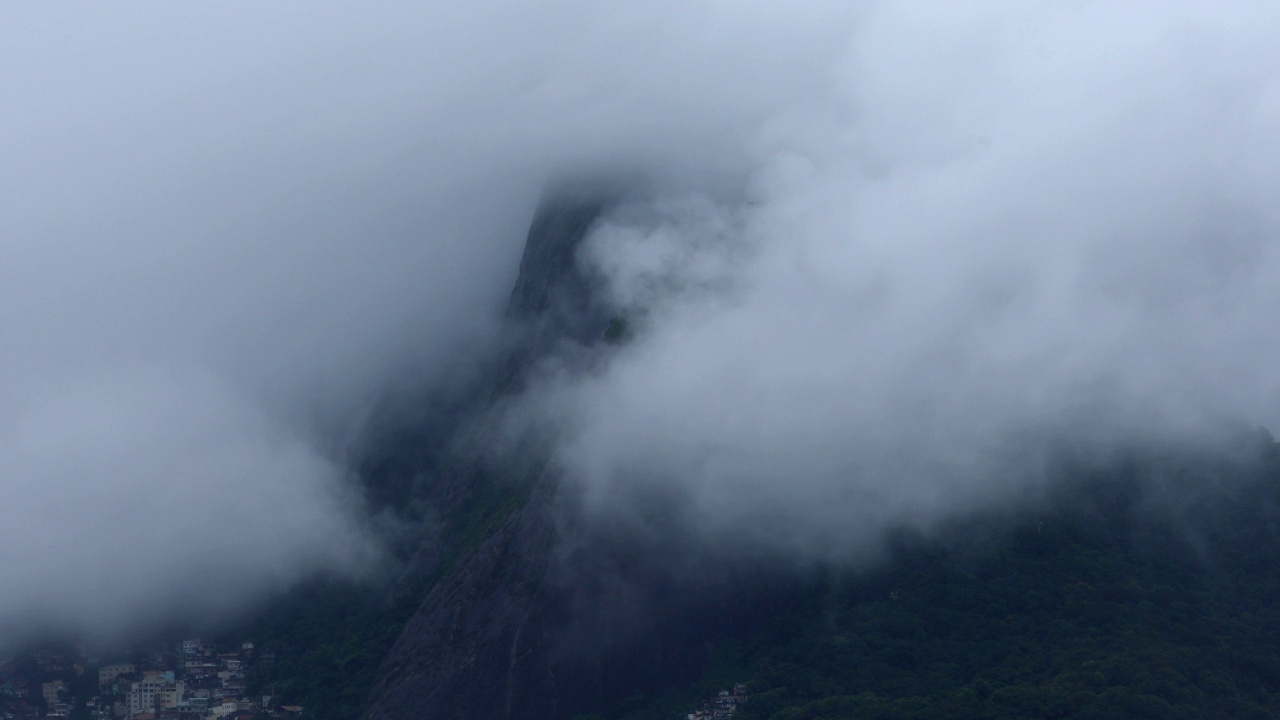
[240, 185, 1280, 720]
[361, 183, 782, 720]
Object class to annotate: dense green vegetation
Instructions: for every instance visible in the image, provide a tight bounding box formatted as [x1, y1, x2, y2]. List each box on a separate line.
[725, 523, 1279, 719]
[238, 581, 416, 720]
[238, 436, 1280, 720]
[612, 445, 1280, 720]
[236, 447, 545, 720]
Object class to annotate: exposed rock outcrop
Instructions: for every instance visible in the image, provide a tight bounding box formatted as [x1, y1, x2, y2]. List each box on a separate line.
[363, 188, 613, 720]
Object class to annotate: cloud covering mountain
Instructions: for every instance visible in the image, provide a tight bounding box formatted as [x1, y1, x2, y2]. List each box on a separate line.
[3, 1, 1280, 638]
[516, 2, 1280, 560]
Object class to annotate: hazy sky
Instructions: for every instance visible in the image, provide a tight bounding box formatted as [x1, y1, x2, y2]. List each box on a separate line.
[4, 2, 1280, 638]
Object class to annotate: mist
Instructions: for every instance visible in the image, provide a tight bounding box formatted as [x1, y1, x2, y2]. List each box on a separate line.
[3, 1, 1280, 640]
[521, 3, 1280, 562]
[0, 0, 856, 640]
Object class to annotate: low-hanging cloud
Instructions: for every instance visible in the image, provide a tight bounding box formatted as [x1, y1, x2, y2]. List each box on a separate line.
[524, 2, 1280, 562]
[4, 0, 1280, 639]
[0, 1, 859, 639]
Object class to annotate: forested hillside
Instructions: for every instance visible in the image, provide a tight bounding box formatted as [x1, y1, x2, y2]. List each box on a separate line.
[227, 185, 1280, 720]
[608, 442, 1280, 720]
[231, 434, 1280, 720]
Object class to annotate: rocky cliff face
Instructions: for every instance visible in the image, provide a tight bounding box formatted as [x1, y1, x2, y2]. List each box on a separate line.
[360, 187, 785, 720]
[362, 188, 623, 720]
[359, 186, 1280, 720]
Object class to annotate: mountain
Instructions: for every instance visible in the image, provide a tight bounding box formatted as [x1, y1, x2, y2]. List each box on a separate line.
[361, 184, 767, 720]
[676, 449, 1280, 720]
[242, 185, 1280, 720]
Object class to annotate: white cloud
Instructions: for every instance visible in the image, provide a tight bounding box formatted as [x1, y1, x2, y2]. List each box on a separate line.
[527, 1, 1280, 561]
[0, 0, 857, 636]
[4, 0, 1280, 635]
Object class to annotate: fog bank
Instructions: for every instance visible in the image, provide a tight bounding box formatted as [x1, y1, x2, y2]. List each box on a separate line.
[0, 1, 855, 638]
[4, 1, 1280, 638]
[524, 2, 1280, 561]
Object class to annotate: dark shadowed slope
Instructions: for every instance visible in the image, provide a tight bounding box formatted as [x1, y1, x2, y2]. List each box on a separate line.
[361, 188, 612, 720]
[256, 186, 1280, 720]
[362, 184, 793, 720]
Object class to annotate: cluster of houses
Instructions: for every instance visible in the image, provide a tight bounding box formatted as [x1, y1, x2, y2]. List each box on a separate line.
[684, 683, 747, 720]
[0, 642, 301, 720]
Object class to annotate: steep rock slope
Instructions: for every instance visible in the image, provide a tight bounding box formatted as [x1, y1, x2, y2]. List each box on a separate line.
[363, 188, 619, 720]
[357, 186, 1280, 720]
[362, 183, 788, 720]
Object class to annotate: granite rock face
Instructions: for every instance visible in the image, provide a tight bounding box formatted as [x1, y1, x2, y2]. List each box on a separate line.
[365, 480, 558, 720]
[506, 191, 612, 333]
[363, 189, 615, 720]
[362, 187, 776, 720]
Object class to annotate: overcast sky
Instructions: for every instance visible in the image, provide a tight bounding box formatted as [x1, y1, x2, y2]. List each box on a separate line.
[4, 2, 1280, 640]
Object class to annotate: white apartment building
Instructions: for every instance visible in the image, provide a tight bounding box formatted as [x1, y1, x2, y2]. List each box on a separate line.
[128, 675, 184, 718]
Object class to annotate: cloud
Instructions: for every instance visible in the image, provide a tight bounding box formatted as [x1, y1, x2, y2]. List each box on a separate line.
[0, 366, 375, 641]
[523, 2, 1280, 562]
[5, 0, 1280, 638]
[0, 0, 860, 638]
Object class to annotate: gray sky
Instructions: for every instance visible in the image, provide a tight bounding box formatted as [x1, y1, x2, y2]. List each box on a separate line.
[3, 1, 1280, 638]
